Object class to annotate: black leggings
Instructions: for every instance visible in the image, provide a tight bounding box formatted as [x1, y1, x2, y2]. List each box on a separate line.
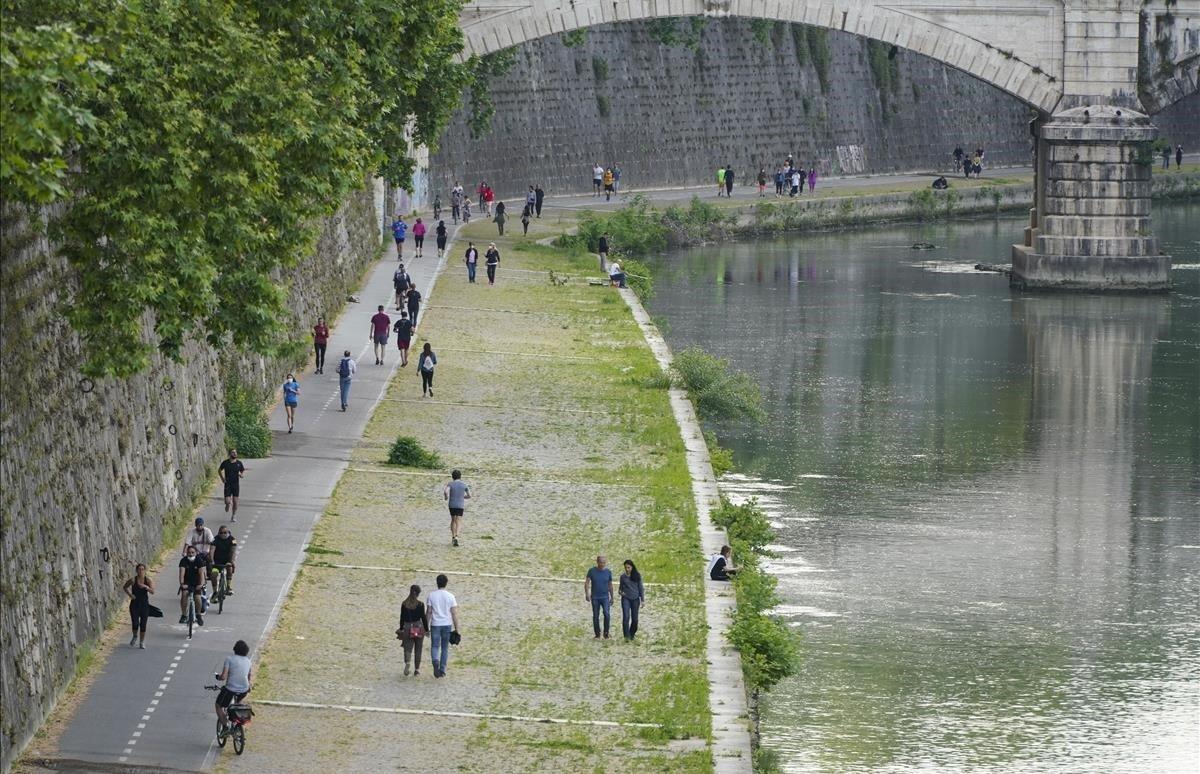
[421, 370, 434, 393]
[130, 601, 148, 633]
[486, 264, 497, 283]
[314, 342, 327, 371]
[414, 235, 424, 248]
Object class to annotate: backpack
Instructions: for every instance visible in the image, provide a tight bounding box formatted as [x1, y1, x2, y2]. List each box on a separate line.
[338, 358, 351, 378]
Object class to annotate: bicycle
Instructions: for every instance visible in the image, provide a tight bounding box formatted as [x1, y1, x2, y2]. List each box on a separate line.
[206, 682, 253, 755]
[179, 586, 200, 639]
[211, 566, 229, 615]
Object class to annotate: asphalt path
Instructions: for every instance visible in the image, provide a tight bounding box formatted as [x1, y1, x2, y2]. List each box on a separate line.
[53, 230, 451, 771]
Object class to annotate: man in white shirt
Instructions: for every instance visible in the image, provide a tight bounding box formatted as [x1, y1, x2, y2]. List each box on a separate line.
[592, 163, 604, 197]
[426, 574, 460, 678]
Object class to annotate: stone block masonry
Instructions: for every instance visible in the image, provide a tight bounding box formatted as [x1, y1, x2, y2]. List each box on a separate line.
[0, 183, 382, 770]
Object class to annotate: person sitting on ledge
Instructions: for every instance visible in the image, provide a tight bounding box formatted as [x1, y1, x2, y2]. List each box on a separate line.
[608, 260, 626, 289]
[931, 176, 949, 190]
[708, 545, 738, 581]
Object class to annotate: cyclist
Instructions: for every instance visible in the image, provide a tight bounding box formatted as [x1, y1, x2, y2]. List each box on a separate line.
[209, 524, 238, 597]
[215, 639, 253, 732]
[184, 517, 214, 558]
[178, 544, 209, 626]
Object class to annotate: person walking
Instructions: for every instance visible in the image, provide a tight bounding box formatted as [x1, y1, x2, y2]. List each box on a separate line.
[406, 286, 422, 330]
[613, 164, 622, 191]
[716, 165, 726, 197]
[397, 584, 429, 676]
[412, 218, 426, 258]
[476, 181, 488, 215]
[807, 167, 817, 193]
[282, 373, 299, 433]
[790, 168, 801, 197]
[418, 342, 437, 397]
[757, 167, 768, 197]
[392, 216, 407, 259]
[493, 200, 506, 236]
[585, 555, 614, 639]
[592, 162, 604, 196]
[485, 242, 500, 286]
[774, 167, 784, 197]
[435, 220, 448, 258]
[218, 451, 244, 521]
[603, 167, 615, 201]
[520, 207, 530, 235]
[312, 317, 329, 374]
[526, 185, 537, 214]
[483, 184, 495, 215]
[724, 164, 735, 197]
[1177, 144, 1184, 169]
[369, 305, 391, 365]
[123, 563, 155, 648]
[393, 264, 411, 310]
[464, 242, 479, 283]
[598, 232, 609, 271]
[462, 197, 472, 224]
[443, 469, 472, 546]
[393, 312, 413, 367]
[337, 349, 356, 411]
[534, 184, 544, 217]
[450, 182, 463, 223]
[426, 574, 460, 678]
[619, 560, 644, 641]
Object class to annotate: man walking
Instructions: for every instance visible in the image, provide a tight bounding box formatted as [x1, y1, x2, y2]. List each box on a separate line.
[406, 286, 422, 329]
[393, 311, 413, 367]
[724, 164, 735, 197]
[443, 469, 472, 546]
[337, 349, 356, 411]
[716, 165, 725, 197]
[392, 216, 407, 259]
[369, 305, 391, 365]
[598, 232, 610, 271]
[426, 574, 460, 678]
[218, 450, 245, 522]
[584, 555, 614, 639]
[592, 162, 604, 196]
[1177, 144, 1184, 169]
[534, 184, 545, 217]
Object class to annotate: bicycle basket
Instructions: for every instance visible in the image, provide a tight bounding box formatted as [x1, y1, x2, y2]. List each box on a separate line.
[228, 704, 254, 723]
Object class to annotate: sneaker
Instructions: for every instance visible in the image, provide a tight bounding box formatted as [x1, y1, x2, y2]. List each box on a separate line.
[130, 635, 138, 647]
[138, 642, 146, 649]
[413, 669, 420, 676]
[197, 615, 204, 626]
[226, 588, 234, 596]
[404, 664, 410, 676]
[179, 615, 187, 624]
[452, 537, 458, 547]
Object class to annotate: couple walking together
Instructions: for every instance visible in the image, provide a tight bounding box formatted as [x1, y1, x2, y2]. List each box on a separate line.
[585, 555, 645, 641]
[396, 574, 462, 678]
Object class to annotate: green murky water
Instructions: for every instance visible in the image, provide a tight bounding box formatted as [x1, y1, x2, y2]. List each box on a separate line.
[649, 203, 1200, 772]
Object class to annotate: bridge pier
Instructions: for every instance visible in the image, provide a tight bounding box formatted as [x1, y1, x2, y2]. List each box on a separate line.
[1012, 105, 1172, 292]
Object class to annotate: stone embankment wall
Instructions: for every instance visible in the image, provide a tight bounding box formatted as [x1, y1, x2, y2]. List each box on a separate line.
[430, 18, 1041, 198]
[0, 183, 383, 770]
[428, 18, 1200, 202]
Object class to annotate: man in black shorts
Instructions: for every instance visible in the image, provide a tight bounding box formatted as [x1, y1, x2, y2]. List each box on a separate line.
[218, 449, 245, 522]
[178, 544, 209, 625]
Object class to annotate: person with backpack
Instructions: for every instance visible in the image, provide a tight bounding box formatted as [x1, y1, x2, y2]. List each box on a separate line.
[406, 286, 422, 329]
[418, 343, 437, 397]
[337, 350, 356, 411]
[393, 264, 411, 310]
[393, 312, 413, 367]
[392, 216, 407, 259]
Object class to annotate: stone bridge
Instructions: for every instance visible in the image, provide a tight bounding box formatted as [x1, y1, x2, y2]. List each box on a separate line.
[460, 0, 1200, 291]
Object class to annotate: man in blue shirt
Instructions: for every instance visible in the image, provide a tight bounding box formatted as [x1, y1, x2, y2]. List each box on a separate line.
[584, 555, 614, 639]
[391, 217, 407, 259]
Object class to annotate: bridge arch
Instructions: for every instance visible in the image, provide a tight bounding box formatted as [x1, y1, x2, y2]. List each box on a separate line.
[460, 0, 1065, 113]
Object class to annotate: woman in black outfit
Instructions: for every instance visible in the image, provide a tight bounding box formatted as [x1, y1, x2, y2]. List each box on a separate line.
[485, 243, 500, 286]
[123, 563, 155, 649]
[435, 220, 448, 259]
[398, 584, 430, 676]
[418, 342, 437, 397]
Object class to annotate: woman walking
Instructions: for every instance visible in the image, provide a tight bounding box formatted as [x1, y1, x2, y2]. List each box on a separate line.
[398, 584, 430, 676]
[485, 242, 500, 286]
[282, 373, 300, 433]
[619, 560, 644, 641]
[493, 200, 506, 236]
[807, 167, 817, 193]
[418, 343, 437, 397]
[520, 207, 530, 235]
[312, 317, 329, 374]
[124, 563, 155, 649]
[435, 220, 448, 258]
[412, 217, 426, 258]
[464, 242, 478, 283]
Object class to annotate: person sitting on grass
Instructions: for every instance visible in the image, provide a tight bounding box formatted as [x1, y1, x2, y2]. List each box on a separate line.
[708, 545, 738, 581]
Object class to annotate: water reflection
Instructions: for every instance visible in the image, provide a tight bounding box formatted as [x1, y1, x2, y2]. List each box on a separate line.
[650, 207, 1200, 772]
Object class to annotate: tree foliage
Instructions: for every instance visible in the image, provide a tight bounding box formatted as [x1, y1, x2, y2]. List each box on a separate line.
[2, 0, 469, 377]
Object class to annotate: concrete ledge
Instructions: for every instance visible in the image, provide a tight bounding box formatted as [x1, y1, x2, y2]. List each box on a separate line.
[618, 288, 754, 774]
[1011, 247, 1172, 291]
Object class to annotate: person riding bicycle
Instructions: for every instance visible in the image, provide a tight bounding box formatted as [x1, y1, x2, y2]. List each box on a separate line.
[215, 639, 253, 732]
[184, 517, 214, 558]
[432, 194, 442, 221]
[178, 544, 210, 626]
[209, 524, 238, 597]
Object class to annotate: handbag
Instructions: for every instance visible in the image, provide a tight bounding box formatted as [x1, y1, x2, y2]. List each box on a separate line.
[147, 604, 163, 618]
[449, 630, 462, 646]
[405, 622, 426, 639]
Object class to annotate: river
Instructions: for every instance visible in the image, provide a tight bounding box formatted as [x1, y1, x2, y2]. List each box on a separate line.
[647, 201, 1200, 773]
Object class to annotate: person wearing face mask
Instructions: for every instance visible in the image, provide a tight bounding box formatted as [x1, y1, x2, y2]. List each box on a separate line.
[209, 524, 238, 597]
[178, 544, 209, 626]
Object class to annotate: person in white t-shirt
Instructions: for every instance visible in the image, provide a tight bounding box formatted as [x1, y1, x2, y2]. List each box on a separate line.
[426, 574, 460, 678]
[184, 517, 215, 558]
[215, 639, 252, 731]
[592, 163, 604, 197]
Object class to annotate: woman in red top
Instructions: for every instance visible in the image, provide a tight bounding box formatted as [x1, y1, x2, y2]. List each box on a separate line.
[476, 182, 488, 216]
[313, 317, 329, 374]
[412, 218, 426, 259]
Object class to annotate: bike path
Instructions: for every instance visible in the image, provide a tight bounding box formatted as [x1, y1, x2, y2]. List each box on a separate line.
[52, 236, 448, 771]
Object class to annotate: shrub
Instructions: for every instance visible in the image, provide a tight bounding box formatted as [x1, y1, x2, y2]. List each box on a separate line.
[224, 380, 271, 458]
[705, 431, 734, 477]
[711, 497, 774, 549]
[386, 435, 442, 468]
[560, 28, 587, 47]
[591, 55, 608, 82]
[620, 257, 654, 301]
[670, 347, 764, 423]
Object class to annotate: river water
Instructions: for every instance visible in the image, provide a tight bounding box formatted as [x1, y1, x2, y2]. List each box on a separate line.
[648, 202, 1200, 772]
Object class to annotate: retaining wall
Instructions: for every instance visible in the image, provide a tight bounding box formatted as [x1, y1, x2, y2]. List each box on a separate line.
[0, 183, 383, 770]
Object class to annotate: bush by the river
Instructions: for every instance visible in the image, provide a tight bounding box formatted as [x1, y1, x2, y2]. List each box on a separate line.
[670, 347, 764, 423]
[224, 380, 271, 458]
[386, 435, 442, 468]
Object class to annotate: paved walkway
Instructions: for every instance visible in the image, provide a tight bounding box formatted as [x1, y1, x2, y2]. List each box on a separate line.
[46, 235, 448, 771]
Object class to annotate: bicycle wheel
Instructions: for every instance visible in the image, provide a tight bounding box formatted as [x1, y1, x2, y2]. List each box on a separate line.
[216, 719, 227, 748]
[187, 600, 194, 639]
[217, 575, 225, 615]
[232, 725, 245, 755]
